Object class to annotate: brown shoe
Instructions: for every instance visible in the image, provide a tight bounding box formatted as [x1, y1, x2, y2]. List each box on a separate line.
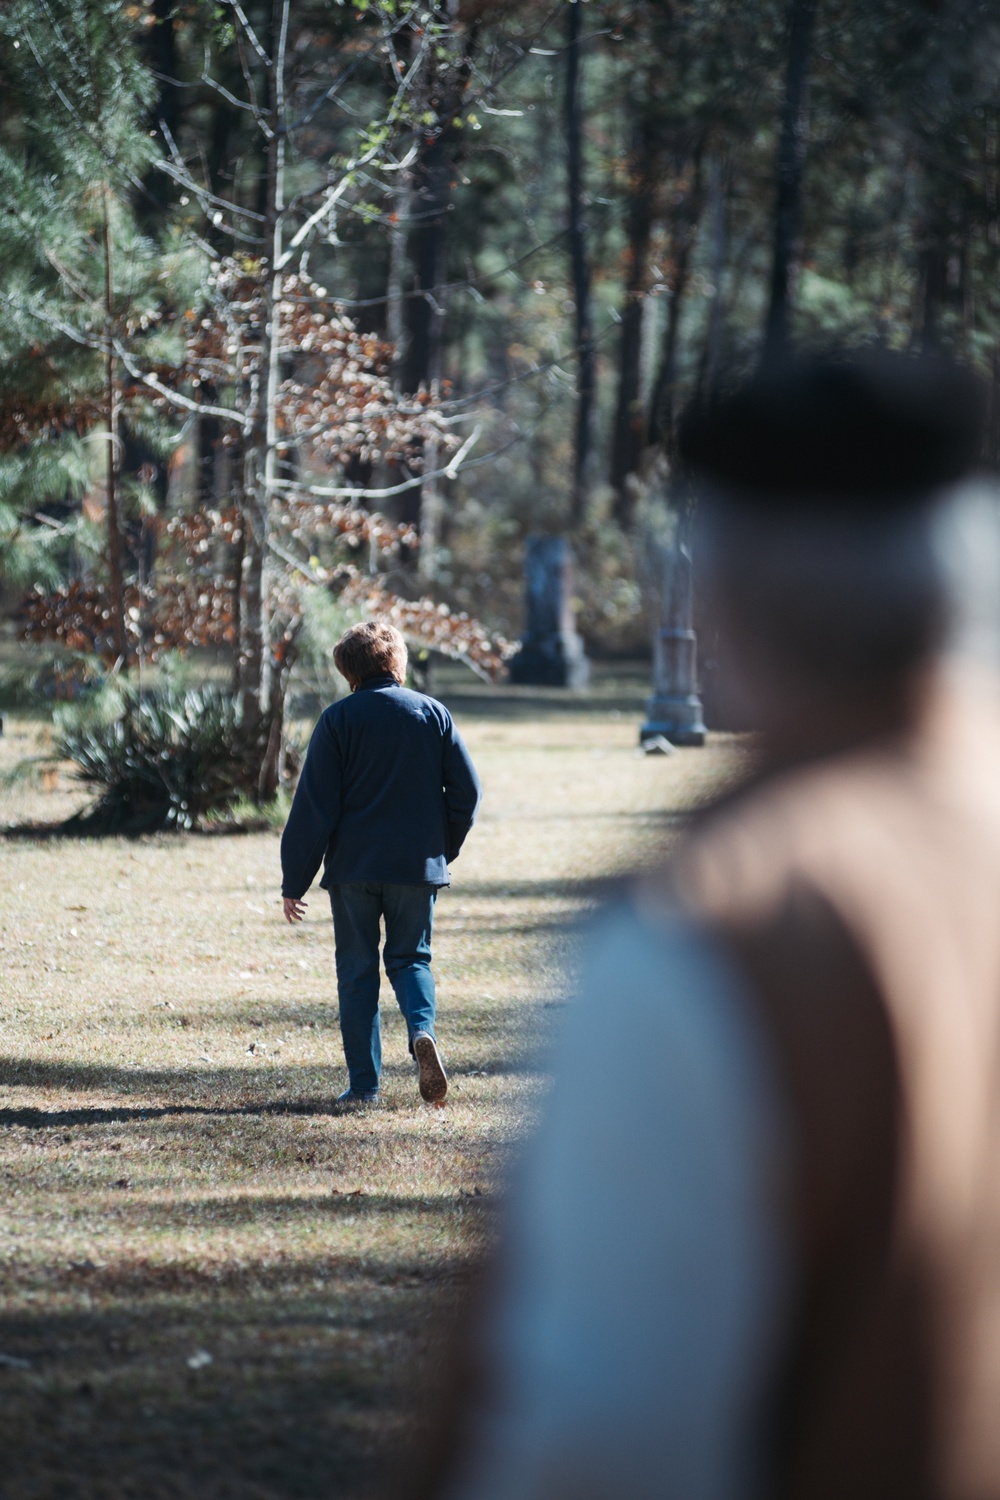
[413, 1033, 448, 1105]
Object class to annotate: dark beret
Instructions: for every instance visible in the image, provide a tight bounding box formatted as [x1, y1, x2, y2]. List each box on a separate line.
[677, 352, 987, 511]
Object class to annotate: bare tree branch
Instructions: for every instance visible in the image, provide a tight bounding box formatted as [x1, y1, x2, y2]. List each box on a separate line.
[223, 0, 272, 68]
[266, 535, 326, 583]
[268, 427, 526, 505]
[157, 118, 266, 223]
[111, 340, 251, 431]
[198, 70, 259, 115]
[228, 5, 270, 131]
[444, 423, 482, 478]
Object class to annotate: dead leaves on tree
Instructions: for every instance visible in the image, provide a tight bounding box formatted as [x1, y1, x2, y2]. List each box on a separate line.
[18, 260, 504, 681]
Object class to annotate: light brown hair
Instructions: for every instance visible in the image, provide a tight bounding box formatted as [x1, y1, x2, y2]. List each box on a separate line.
[333, 620, 408, 687]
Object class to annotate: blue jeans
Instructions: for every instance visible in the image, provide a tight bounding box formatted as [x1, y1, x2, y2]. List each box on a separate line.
[328, 882, 438, 1096]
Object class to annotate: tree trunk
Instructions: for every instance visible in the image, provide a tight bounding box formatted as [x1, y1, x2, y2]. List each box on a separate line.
[102, 194, 128, 667]
[257, 619, 301, 801]
[920, 237, 948, 349]
[987, 347, 1000, 471]
[648, 155, 704, 456]
[237, 483, 267, 713]
[230, 492, 245, 697]
[253, 0, 291, 802]
[763, 0, 819, 360]
[136, 0, 181, 227]
[203, 96, 240, 255]
[386, 180, 411, 386]
[402, 124, 449, 542]
[149, 0, 180, 145]
[402, 130, 450, 407]
[610, 112, 655, 530]
[566, 0, 594, 527]
[236, 0, 288, 798]
[649, 263, 689, 455]
[703, 153, 728, 391]
[401, 3, 463, 540]
[919, 194, 966, 352]
[194, 380, 222, 509]
[418, 436, 443, 582]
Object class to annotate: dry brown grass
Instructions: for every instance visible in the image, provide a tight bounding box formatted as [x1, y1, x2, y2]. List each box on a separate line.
[0, 678, 743, 1499]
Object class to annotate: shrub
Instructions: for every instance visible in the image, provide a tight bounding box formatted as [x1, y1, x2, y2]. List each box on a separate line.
[57, 685, 270, 835]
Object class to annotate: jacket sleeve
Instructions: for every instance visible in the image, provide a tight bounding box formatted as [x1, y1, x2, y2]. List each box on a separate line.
[280, 711, 342, 899]
[442, 717, 482, 863]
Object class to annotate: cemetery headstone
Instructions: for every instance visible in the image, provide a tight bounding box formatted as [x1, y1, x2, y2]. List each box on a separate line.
[640, 538, 706, 746]
[509, 535, 590, 688]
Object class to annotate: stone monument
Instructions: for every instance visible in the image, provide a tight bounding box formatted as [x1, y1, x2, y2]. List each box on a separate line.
[509, 535, 590, 688]
[640, 536, 706, 746]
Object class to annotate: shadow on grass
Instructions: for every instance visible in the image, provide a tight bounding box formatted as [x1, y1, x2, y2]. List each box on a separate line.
[0, 1250, 472, 1500]
[77, 1189, 475, 1232]
[0, 1375, 387, 1500]
[449, 875, 617, 901]
[0, 1054, 365, 1128]
[4, 1250, 470, 1299]
[0, 817, 277, 843]
[0, 1044, 545, 1129]
[0, 1101, 335, 1129]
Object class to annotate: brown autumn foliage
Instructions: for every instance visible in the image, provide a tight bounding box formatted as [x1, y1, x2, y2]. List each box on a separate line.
[18, 263, 511, 684]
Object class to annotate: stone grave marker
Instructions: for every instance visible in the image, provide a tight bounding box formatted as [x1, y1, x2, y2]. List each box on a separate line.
[509, 535, 590, 688]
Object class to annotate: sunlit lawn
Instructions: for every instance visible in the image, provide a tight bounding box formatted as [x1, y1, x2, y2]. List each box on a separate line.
[0, 674, 743, 1499]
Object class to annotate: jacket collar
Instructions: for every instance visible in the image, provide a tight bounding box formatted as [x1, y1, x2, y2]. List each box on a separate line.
[355, 672, 400, 692]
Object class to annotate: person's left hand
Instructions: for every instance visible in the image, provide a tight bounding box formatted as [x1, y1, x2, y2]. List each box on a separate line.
[283, 897, 307, 924]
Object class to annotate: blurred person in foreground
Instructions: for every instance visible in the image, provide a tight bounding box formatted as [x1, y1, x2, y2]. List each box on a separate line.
[417, 354, 1000, 1499]
[280, 620, 481, 1109]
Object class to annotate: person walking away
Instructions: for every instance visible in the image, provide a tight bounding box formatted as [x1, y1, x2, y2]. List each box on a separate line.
[409, 354, 1000, 1500]
[280, 620, 481, 1110]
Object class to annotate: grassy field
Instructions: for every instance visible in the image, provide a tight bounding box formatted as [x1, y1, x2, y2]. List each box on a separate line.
[0, 674, 742, 1499]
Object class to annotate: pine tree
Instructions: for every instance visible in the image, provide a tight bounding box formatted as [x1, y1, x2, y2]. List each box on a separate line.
[0, 0, 183, 663]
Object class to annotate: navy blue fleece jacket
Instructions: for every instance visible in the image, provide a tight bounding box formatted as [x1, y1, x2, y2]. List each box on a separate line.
[280, 673, 482, 897]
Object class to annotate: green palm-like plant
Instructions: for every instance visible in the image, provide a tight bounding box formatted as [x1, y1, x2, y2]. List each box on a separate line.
[57, 686, 270, 835]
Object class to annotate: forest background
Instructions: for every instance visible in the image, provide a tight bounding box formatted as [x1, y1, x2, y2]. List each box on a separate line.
[1, 0, 999, 821]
